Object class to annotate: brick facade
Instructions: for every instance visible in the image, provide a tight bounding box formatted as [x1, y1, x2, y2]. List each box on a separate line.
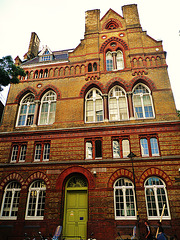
[0, 4, 179, 240]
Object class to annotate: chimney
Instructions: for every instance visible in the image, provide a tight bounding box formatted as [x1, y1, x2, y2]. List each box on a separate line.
[122, 4, 141, 29]
[85, 9, 100, 35]
[24, 32, 40, 60]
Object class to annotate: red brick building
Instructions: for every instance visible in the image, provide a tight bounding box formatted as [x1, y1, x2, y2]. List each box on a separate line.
[0, 4, 179, 240]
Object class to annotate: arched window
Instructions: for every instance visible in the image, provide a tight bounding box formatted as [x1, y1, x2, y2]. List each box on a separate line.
[0, 181, 21, 219]
[114, 178, 136, 219]
[132, 84, 154, 119]
[93, 62, 97, 71]
[34, 70, 38, 79]
[44, 69, 48, 78]
[106, 50, 124, 71]
[88, 63, 92, 72]
[145, 177, 170, 220]
[39, 90, 57, 125]
[85, 88, 104, 123]
[17, 93, 35, 126]
[39, 70, 43, 78]
[26, 180, 46, 219]
[109, 86, 129, 121]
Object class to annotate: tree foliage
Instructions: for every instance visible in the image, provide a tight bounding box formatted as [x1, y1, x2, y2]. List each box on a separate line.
[0, 55, 25, 89]
[177, 110, 180, 118]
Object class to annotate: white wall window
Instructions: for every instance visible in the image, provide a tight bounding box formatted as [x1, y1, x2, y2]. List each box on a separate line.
[114, 178, 136, 219]
[106, 50, 124, 71]
[85, 88, 104, 123]
[109, 86, 129, 121]
[17, 94, 35, 126]
[34, 142, 50, 162]
[145, 177, 171, 220]
[112, 138, 130, 158]
[26, 180, 46, 220]
[0, 181, 21, 219]
[133, 84, 154, 119]
[39, 91, 57, 125]
[11, 144, 27, 163]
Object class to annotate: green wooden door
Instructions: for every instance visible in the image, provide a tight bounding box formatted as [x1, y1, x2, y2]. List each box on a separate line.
[63, 176, 88, 240]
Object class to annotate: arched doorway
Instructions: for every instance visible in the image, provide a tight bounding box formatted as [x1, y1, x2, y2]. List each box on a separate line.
[63, 174, 88, 240]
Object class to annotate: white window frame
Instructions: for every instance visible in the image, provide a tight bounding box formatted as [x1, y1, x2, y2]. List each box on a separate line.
[11, 144, 27, 163]
[25, 180, 46, 220]
[0, 182, 21, 220]
[144, 177, 171, 220]
[85, 88, 104, 123]
[114, 178, 137, 220]
[34, 142, 50, 162]
[38, 90, 57, 125]
[106, 50, 124, 71]
[16, 94, 35, 127]
[132, 83, 155, 119]
[108, 86, 129, 121]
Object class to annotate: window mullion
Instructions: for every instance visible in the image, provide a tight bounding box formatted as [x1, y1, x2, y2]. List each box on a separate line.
[154, 186, 160, 217]
[140, 95, 145, 118]
[122, 187, 126, 217]
[9, 189, 15, 217]
[35, 189, 40, 217]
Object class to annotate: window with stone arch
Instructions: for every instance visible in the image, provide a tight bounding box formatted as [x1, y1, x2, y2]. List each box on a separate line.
[38, 90, 57, 125]
[108, 86, 129, 121]
[25, 180, 46, 220]
[16, 93, 35, 127]
[106, 49, 124, 71]
[144, 177, 171, 220]
[132, 83, 155, 119]
[114, 178, 136, 220]
[0, 181, 21, 219]
[85, 88, 104, 123]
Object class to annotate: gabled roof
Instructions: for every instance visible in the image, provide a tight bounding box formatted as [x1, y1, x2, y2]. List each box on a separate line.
[38, 45, 53, 56]
[100, 8, 123, 21]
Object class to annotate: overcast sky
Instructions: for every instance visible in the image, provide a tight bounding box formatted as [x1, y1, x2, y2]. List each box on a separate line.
[0, 0, 180, 109]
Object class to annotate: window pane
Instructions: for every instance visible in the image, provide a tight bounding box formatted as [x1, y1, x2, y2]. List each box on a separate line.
[119, 97, 128, 120]
[95, 99, 103, 122]
[146, 188, 157, 216]
[113, 140, 120, 158]
[122, 139, 130, 158]
[115, 189, 124, 216]
[109, 98, 118, 120]
[11, 145, 19, 162]
[140, 138, 149, 156]
[95, 140, 102, 158]
[86, 141, 92, 159]
[116, 50, 124, 70]
[43, 143, 50, 161]
[126, 189, 135, 216]
[19, 145, 27, 161]
[34, 144, 42, 161]
[150, 138, 159, 156]
[86, 100, 94, 122]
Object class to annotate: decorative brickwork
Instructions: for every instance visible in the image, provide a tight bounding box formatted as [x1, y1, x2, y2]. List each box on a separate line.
[24, 171, 51, 189]
[37, 84, 61, 100]
[108, 168, 134, 188]
[0, 173, 24, 190]
[79, 80, 105, 97]
[15, 87, 38, 103]
[139, 167, 172, 187]
[100, 37, 128, 53]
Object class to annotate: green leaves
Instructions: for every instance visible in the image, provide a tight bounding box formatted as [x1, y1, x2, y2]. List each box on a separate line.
[0, 55, 25, 87]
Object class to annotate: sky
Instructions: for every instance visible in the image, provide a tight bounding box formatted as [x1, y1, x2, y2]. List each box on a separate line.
[0, 0, 180, 109]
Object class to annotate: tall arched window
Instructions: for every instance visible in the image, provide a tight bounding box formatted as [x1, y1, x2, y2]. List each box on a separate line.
[145, 177, 170, 220]
[106, 50, 124, 71]
[114, 178, 136, 219]
[26, 180, 46, 220]
[17, 94, 35, 126]
[39, 90, 57, 125]
[85, 88, 104, 123]
[109, 86, 129, 121]
[132, 84, 154, 119]
[0, 181, 21, 219]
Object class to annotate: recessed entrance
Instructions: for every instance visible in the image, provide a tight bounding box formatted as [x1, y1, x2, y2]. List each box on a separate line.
[63, 175, 88, 240]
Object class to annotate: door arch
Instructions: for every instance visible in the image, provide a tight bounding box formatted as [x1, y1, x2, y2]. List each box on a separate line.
[63, 174, 88, 240]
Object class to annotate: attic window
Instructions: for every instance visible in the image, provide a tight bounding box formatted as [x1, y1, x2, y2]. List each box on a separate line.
[105, 20, 119, 30]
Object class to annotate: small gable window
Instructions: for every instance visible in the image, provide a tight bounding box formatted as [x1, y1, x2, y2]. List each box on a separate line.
[105, 20, 119, 30]
[39, 46, 54, 62]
